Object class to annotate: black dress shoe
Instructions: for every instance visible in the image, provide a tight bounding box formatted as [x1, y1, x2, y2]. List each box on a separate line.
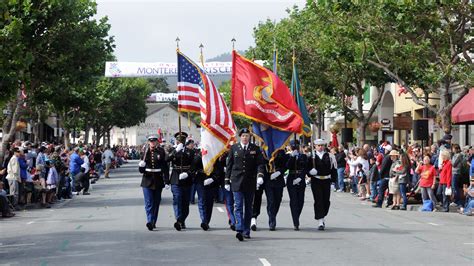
[180, 223, 186, 229]
[146, 223, 153, 231]
[230, 224, 236, 231]
[153, 224, 157, 228]
[372, 205, 382, 208]
[174, 222, 182, 231]
[251, 224, 257, 231]
[236, 232, 244, 241]
[201, 223, 209, 231]
[83, 192, 90, 195]
[294, 226, 299, 231]
[269, 227, 276, 231]
[243, 235, 251, 239]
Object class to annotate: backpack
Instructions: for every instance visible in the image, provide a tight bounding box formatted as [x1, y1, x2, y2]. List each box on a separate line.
[421, 199, 433, 212]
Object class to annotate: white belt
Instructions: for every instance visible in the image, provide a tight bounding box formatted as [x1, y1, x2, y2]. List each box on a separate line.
[145, 168, 162, 173]
[315, 175, 331, 180]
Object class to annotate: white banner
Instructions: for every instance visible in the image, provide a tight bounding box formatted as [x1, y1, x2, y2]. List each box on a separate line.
[105, 61, 232, 77]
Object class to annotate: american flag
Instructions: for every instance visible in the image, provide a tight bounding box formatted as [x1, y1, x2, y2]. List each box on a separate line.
[177, 52, 236, 174]
[177, 53, 203, 113]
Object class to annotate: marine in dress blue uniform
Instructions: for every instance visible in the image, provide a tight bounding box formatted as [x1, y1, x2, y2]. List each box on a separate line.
[286, 140, 309, 231]
[138, 134, 170, 231]
[168, 132, 195, 231]
[225, 128, 265, 241]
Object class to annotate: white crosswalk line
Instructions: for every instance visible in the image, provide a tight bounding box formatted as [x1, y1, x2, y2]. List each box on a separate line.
[259, 258, 271, 266]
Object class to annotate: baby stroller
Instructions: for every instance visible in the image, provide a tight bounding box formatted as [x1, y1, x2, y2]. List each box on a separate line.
[407, 179, 422, 203]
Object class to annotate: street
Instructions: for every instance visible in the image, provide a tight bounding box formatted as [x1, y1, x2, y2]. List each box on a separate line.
[1, 161, 473, 266]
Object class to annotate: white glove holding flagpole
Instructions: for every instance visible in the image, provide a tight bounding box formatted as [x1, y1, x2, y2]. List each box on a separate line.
[270, 171, 281, 180]
[175, 143, 184, 152]
[257, 177, 264, 185]
[309, 168, 318, 176]
[293, 177, 302, 185]
[179, 172, 188, 180]
[138, 160, 146, 167]
[204, 178, 214, 186]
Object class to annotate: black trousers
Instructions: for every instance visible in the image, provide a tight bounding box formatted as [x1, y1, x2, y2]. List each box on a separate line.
[287, 184, 305, 227]
[265, 186, 284, 228]
[252, 187, 264, 218]
[0, 195, 10, 215]
[376, 178, 393, 207]
[311, 178, 331, 220]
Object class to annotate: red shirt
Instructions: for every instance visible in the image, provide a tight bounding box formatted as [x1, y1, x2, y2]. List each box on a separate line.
[439, 160, 452, 187]
[417, 165, 435, 188]
[376, 153, 384, 170]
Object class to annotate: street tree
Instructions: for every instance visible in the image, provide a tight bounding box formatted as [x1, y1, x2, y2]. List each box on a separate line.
[365, 1, 473, 134]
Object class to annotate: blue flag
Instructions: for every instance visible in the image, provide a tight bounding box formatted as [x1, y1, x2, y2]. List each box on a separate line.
[251, 48, 292, 168]
[290, 63, 312, 137]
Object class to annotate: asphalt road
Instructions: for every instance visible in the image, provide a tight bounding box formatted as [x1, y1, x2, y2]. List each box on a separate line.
[1, 161, 473, 266]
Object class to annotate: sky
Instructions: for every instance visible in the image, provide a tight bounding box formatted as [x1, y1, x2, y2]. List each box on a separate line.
[96, 0, 306, 63]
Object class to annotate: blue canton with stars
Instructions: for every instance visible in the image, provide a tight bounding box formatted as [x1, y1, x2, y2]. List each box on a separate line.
[178, 53, 204, 90]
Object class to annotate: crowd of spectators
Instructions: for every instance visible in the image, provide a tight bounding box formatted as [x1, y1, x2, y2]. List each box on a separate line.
[327, 134, 474, 215]
[0, 140, 140, 218]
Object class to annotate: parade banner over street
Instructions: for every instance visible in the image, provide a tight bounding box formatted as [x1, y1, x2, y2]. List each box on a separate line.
[105, 61, 232, 77]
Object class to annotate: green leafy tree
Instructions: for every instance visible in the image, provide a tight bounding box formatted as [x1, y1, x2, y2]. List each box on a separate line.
[88, 78, 153, 145]
[364, 1, 473, 134]
[147, 77, 170, 93]
[250, 4, 389, 145]
[0, 0, 115, 154]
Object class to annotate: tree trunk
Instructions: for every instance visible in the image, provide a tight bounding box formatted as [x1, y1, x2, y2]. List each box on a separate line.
[107, 130, 111, 146]
[84, 122, 90, 145]
[0, 89, 23, 166]
[63, 128, 71, 149]
[438, 82, 452, 134]
[357, 120, 368, 147]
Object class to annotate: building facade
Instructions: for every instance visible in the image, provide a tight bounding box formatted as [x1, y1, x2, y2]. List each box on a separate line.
[110, 103, 201, 146]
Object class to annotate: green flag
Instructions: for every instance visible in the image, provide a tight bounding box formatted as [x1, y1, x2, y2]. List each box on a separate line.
[290, 63, 312, 137]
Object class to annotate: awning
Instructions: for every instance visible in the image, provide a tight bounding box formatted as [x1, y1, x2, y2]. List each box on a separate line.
[452, 89, 474, 124]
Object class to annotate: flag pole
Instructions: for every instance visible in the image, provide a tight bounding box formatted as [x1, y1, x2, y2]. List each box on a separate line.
[176, 37, 182, 135]
[231, 37, 236, 51]
[292, 47, 297, 142]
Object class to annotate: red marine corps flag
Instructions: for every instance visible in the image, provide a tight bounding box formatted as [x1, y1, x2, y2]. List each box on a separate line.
[231, 51, 303, 133]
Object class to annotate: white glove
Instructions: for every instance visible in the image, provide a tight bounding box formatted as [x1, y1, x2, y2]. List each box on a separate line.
[179, 172, 188, 180]
[270, 171, 281, 180]
[204, 178, 214, 186]
[293, 177, 302, 185]
[225, 184, 231, 191]
[138, 160, 146, 167]
[257, 177, 264, 185]
[175, 143, 184, 152]
[305, 178, 311, 185]
[309, 168, 317, 176]
[291, 150, 298, 157]
[165, 184, 170, 190]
